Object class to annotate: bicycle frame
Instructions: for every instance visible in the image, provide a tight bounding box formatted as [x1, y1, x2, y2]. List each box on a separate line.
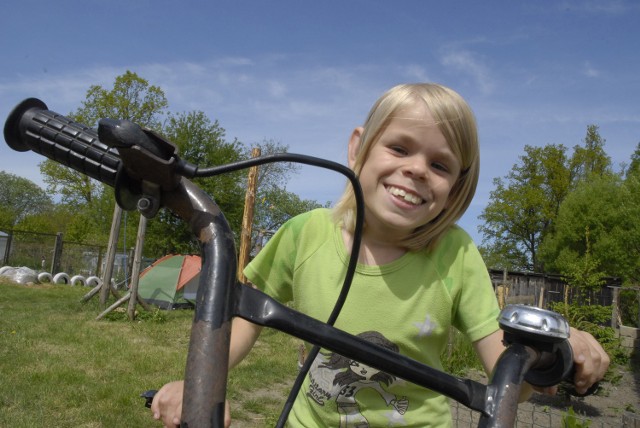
[4, 98, 575, 428]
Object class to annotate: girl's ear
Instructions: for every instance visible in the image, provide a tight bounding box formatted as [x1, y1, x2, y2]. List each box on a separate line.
[348, 127, 364, 169]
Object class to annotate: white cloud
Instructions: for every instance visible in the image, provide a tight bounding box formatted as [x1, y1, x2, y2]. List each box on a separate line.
[399, 65, 432, 83]
[582, 61, 601, 78]
[440, 50, 494, 94]
[558, 0, 639, 14]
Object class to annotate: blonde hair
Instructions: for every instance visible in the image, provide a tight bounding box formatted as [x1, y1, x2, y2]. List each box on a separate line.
[333, 83, 480, 251]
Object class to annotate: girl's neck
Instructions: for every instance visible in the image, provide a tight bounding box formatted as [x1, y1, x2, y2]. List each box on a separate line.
[342, 229, 407, 266]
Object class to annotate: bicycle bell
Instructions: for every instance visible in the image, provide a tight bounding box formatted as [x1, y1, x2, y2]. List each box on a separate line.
[498, 304, 570, 343]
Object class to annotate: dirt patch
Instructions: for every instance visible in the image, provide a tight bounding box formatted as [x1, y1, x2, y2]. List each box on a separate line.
[525, 364, 639, 427]
[453, 364, 640, 427]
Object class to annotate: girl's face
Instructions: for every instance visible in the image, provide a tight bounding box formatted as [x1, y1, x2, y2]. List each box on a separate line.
[349, 101, 461, 242]
[349, 360, 380, 380]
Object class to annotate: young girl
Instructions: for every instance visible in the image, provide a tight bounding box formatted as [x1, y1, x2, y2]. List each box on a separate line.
[152, 83, 609, 427]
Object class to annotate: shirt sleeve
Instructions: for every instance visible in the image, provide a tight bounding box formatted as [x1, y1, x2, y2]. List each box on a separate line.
[243, 214, 303, 303]
[449, 228, 501, 342]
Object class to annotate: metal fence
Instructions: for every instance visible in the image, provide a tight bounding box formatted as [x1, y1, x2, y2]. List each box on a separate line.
[0, 228, 140, 284]
[0, 229, 102, 274]
[0, 230, 154, 288]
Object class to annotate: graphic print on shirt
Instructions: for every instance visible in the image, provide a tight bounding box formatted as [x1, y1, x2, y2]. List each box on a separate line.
[306, 331, 409, 427]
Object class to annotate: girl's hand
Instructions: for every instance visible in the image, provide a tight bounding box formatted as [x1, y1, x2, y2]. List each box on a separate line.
[150, 381, 232, 428]
[568, 327, 610, 395]
[151, 380, 183, 427]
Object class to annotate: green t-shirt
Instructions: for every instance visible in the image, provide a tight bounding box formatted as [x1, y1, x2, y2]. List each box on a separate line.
[244, 208, 500, 427]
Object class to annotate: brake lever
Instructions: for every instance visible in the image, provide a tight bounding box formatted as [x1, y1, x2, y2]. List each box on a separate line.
[562, 369, 601, 397]
[141, 389, 157, 409]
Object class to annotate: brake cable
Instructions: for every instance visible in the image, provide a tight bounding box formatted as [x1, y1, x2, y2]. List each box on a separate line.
[194, 154, 365, 427]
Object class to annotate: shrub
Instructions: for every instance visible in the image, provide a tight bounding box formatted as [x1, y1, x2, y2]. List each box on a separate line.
[441, 328, 482, 376]
[619, 288, 639, 327]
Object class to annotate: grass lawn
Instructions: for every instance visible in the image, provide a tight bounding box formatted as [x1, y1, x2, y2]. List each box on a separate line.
[0, 280, 300, 427]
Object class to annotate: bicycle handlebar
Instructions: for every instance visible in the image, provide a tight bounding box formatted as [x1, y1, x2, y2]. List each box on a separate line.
[4, 98, 592, 428]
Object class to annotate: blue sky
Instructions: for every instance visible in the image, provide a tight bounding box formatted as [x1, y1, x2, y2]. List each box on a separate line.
[1, 0, 638, 243]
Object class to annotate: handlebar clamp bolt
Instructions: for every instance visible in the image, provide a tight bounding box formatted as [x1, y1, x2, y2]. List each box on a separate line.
[137, 197, 160, 218]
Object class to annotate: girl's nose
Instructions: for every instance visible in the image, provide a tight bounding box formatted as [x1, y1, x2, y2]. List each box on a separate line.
[403, 157, 428, 180]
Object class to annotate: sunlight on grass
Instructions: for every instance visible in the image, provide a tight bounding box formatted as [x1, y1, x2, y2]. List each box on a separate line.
[0, 280, 299, 427]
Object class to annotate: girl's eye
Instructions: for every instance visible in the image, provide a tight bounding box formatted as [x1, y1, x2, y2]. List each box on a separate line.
[432, 162, 449, 172]
[390, 145, 408, 155]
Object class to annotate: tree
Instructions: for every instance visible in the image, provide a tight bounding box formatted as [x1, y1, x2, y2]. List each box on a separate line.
[626, 142, 640, 179]
[569, 125, 612, 183]
[248, 139, 301, 194]
[480, 125, 612, 272]
[243, 139, 331, 254]
[539, 172, 640, 284]
[479, 144, 570, 271]
[557, 227, 607, 306]
[144, 111, 246, 256]
[0, 171, 53, 229]
[73, 70, 168, 129]
[34, 71, 170, 258]
[39, 71, 168, 207]
[252, 187, 327, 254]
[14, 204, 73, 235]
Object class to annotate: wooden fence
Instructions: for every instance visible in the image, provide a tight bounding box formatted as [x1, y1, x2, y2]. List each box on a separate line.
[488, 268, 620, 309]
[489, 269, 639, 354]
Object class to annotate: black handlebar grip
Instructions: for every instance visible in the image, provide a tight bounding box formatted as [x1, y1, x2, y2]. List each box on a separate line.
[3, 98, 122, 187]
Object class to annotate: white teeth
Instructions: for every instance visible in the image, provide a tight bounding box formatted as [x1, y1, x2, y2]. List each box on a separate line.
[387, 186, 422, 205]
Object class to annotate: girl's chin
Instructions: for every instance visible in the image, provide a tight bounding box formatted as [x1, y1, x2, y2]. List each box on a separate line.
[370, 214, 427, 236]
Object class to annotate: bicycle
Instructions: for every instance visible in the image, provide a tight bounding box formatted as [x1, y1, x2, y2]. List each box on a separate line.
[4, 98, 594, 427]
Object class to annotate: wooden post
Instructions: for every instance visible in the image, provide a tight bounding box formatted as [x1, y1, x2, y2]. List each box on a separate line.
[96, 292, 131, 321]
[127, 214, 152, 320]
[93, 213, 152, 320]
[497, 286, 505, 309]
[51, 232, 64, 274]
[611, 287, 620, 329]
[2, 232, 13, 265]
[95, 246, 104, 277]
[538, 276, 545, 308]
[100, 204, 123, 306]
[237, 148, 261, 284]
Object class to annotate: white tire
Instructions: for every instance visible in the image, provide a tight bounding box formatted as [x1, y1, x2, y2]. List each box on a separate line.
[37, 272, 53, 283]
[70, 275, 86, 287]
[86, 276, 102, 287]
[53, 272, 70, 284]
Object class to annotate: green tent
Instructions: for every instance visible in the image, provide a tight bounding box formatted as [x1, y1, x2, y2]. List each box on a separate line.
[137, 254, 201, 309]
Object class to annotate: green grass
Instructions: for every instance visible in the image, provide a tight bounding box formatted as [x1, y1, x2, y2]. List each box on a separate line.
[0, 280, 299, 427]
[0, 280, 486, 427]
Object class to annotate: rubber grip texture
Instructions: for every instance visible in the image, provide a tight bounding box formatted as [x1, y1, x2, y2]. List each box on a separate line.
[4, 98, 121, 187]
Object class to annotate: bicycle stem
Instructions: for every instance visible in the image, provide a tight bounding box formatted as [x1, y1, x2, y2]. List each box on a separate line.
[479, 343, 538, 428]
[159, 177, 237, 427]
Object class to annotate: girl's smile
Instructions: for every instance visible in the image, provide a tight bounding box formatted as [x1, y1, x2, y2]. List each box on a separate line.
[386, 185, 424, 206]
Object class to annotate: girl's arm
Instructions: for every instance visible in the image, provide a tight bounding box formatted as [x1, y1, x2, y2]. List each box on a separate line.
[473, 327, 610, 403]
[151, 317, 263, 428]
